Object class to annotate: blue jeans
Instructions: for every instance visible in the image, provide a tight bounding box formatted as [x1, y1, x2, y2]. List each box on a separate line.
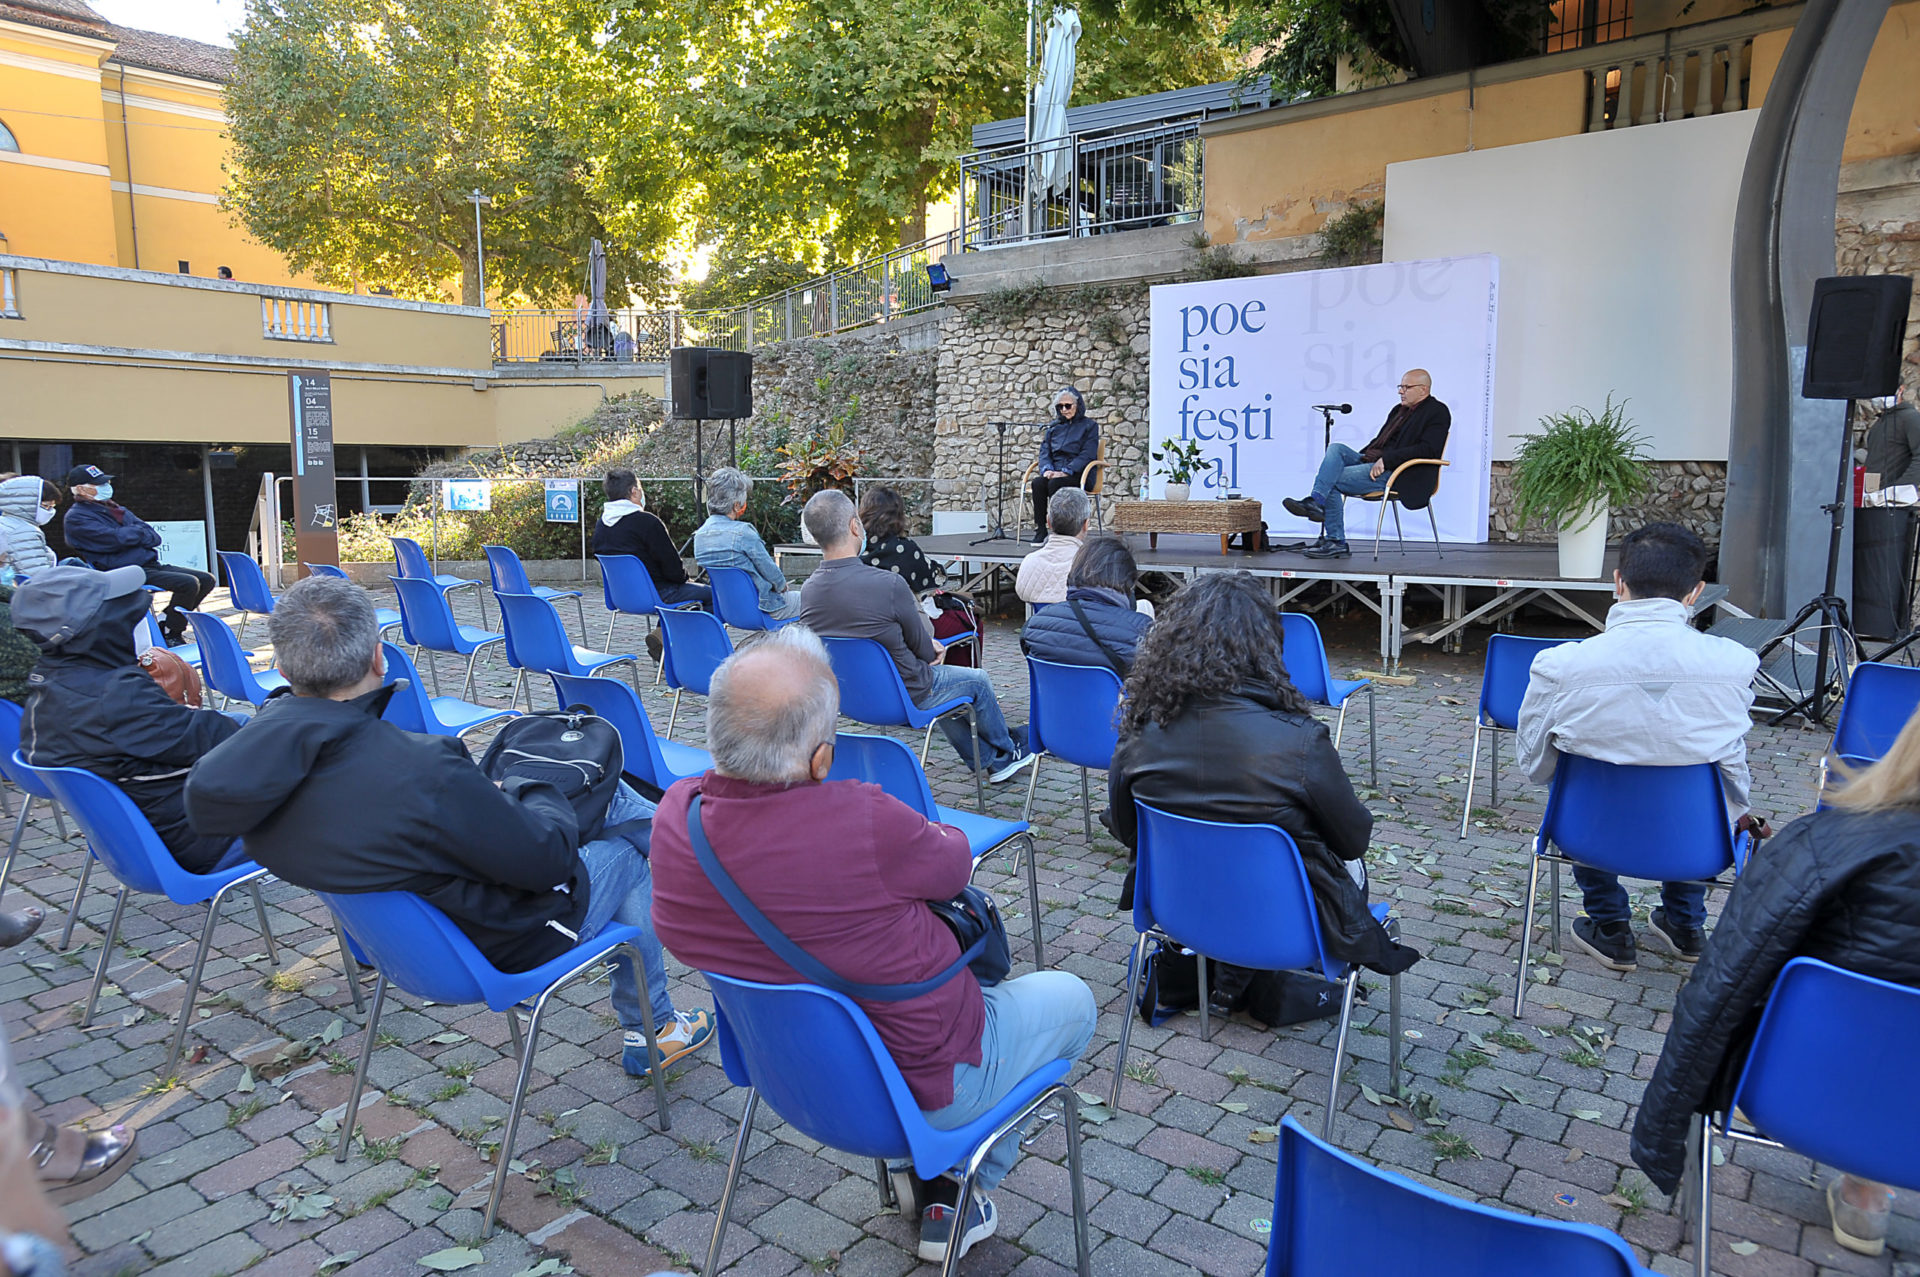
[658, 581, 713, 610]
[576, 783, 676, 1033]
[921, 665, 1019, 771]
[1309, 443, 1382, 543]
[924, 972, 1097, 1190]
[1573, 865, 1708, 930]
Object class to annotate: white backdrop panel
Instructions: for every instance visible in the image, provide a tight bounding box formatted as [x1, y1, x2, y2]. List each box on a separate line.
[1383, 109, 1757, 461]
[1148, 256, 1498, 544]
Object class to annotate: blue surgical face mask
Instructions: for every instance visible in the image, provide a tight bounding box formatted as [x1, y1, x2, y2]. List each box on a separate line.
[94, 483, 114, 502]
[0, 566, 14, 589]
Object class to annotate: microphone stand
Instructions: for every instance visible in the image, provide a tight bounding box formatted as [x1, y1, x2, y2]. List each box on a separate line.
[1317, 405, 1339, 452]
[970, 421, 1028, 547]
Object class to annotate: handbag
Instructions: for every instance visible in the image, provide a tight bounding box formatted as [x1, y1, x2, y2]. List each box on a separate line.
[686, 794, 1008, 1000]
[139, 646, 203, 709]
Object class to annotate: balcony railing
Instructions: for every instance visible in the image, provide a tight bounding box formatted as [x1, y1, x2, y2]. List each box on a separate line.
[958, 120, 1203, 249]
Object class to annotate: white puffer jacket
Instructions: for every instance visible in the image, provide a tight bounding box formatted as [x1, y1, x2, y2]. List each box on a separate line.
[0, 475, 56, 577]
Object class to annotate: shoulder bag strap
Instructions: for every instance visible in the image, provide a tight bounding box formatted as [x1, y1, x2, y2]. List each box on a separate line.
[686, 796, 974, 1003]
[1068, 598, 1131, 676]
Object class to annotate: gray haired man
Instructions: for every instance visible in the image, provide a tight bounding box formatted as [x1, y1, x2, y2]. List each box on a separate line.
[184, 575, 713, 1079]
[1015, 486, 1092, 607]
[692, 468, 800, 619]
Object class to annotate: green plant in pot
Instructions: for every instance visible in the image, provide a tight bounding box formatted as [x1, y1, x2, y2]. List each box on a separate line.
[1151, 438, 1208, 501]
[1508, 396, 1652, 579]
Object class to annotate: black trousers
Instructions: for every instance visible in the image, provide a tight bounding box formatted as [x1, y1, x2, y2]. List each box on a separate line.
[145, 564, 216, 635]
[1030, 473, 1082, 534]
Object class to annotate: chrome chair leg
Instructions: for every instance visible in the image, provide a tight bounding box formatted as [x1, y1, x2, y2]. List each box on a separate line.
[0, 795, 30, 903]
[1321, 969, 1361, 1142]
[1514, 848, 1544, 1016]
[1388, 970, 1402, 1096]
[968, 705, 983, 813]
[1491, 727, 1502, 806]
[666, 689, 682, 741]
[572, 596, 588, 646]
[248, 880, 280, 968]
[0, 782, 10, 820]
[1549, 858, 1563, 953]
[618, 940, 674, 1130]
[58, 853, 94, 950]
[169, 873, 265, 1077]
[1021, 834, 1044, 968]
[1695, 1112, 1714, 1277]
[505, 1008, 525, 1061]
[1021, 751, 1045, 823]
[605, 612, 619, 651]
[1460, 723, 1484, 838]
[873, 1157, 896, 1210]
[703, 1088, 759, 1277]
[1061, 1087, 1093, 1277]
[508, 667, 526, 711]
[1428, 506, 1442, 559]
[51, 805, 67, 841]
[1365, 684, 1378, 789]
[333, 920, 366, 1015]
[1110, 930, 1149, 1110]
[1196, 954, 1211, 1043]
[80, 885, 130, 1028]
[338, 974, 388, 1161]
[1079, 768, 1092, 843]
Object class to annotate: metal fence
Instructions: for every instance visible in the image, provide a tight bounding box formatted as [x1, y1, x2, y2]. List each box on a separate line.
[958, 120, 1203, 248]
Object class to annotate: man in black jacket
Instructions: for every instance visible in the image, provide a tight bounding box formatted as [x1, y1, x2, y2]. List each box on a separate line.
[592, 469, 712, 611]
[182, 574, 712, 1079]
[1030, 387, 1100, 543]
[1282, 370, 1450, 560]
[14, 565, 244, 874]
[61, 465, 215, 645]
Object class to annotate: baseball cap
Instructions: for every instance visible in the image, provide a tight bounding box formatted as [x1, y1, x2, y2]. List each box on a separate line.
[12, 565, 148, 648]
[64, 464, 112, 487]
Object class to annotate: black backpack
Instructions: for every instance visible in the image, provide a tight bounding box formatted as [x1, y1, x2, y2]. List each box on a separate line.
[479, 706, 625, 842]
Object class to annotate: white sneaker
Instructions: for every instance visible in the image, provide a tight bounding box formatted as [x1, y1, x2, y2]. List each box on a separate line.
[989, 752, 1037, 784]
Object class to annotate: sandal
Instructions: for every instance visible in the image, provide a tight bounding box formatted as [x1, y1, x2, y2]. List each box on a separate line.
[30, 1115, 139, 1205]
[0, 906, 45, 949]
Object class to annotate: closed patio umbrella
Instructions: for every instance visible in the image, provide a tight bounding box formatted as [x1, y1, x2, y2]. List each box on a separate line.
[1031, 7, 1081, 198]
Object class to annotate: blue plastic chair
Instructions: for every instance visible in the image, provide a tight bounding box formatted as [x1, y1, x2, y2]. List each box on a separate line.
[390, 576, 505, 701]
[1820, 661, 1920, 798]
[1513, 755, 1752, 1015]
[391, 535, 489, 628]
[1280, 612, 1377, 789]
[321, 889, 672, 1238]
[484, 545, 587, 642]
[25, 753, 280, 1078]
[699, 971, 1092, 1277]
[1461, 635, 1573, 836]
[821, 635, 985, 813]
[216, 550, 277, 645]
[550, 673, 711, 792]
[0, 701, 74, 903]
[1113, 800, 1401, 1142]
[494, 591, 640, 712]
[827, 732, 1043, 966]
[141, 607, 205, 670]
[707, 564, 800, 632]
[656, 607, 735, 741]
[1693, 957, 1920, 1277]
[302, 563, 405, 636]
[597, 553, 699, 653]
[183, 610, 290, 708]
[1268, 1117, 1656, 1276]
[1022, 658, 1124, 841]
[380, 642, 516, 739]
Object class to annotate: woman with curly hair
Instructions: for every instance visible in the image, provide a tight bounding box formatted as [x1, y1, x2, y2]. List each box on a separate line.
[1108, 573, 1417, 1017]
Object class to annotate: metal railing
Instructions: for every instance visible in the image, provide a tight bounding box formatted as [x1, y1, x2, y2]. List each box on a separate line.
[491, 307, 744, 362]
[958, 119, 1203, 249]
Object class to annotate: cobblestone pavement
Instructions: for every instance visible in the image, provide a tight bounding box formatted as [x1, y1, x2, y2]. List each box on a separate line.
[3, 581, 1914, 1277]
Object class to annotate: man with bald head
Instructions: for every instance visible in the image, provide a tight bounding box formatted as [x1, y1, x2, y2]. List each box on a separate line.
[1283, 368, 1451, 559]
[649, 624, 1096, 1265]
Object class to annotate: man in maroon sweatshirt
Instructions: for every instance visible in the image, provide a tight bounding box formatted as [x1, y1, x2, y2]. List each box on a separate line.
[650, 624, 1095, 1266]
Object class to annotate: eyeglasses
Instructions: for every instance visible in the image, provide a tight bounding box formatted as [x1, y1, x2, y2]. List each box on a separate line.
[1396, 384, 1425, 392]
[1057, 401, 1076, 410]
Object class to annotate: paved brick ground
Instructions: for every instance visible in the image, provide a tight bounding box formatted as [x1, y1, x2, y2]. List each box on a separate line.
[3, 579, 1915, 1277]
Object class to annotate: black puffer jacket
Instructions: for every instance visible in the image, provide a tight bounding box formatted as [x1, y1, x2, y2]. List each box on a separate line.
[1021, 588, 1151, 675]
[1036, 387, 1100, 477]
[1630, 805, 1920, 1193]
[1108, 683, 1419, 975]
[22, 590, 242, 872]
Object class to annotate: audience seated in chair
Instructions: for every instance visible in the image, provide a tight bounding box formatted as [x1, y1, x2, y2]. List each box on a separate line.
[1516, 522, 1763, 972]
[858, 485, 941, 597]
[181, 574, 713, 1081]
[1631, 705, 1920, 1257]
[594, 467, 712, 615]
[1015, 487, 1091, 609]
[1021, 533, 1153, 675]
[797, 489, 1034, 783]
[15, 565, 244, 875]
[692, 468, 799, 620]
[1108, 573, 1417, 1018]
[648, 623, 1096, 1266]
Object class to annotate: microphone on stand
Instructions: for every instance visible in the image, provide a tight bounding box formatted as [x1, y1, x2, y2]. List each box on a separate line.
[1312, 403, 1352, 451]
[1312, 403, 1353, 414]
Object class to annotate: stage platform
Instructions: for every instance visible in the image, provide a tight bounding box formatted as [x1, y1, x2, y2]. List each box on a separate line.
[914, 531, 1728, 668]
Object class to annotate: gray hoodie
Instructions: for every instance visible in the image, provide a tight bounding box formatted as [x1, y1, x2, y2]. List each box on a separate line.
[0, 476, 55, 578]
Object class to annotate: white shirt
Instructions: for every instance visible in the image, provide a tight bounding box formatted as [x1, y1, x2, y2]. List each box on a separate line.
[1015, 533, 1083, 606]
[1516, 596, 1759, 817]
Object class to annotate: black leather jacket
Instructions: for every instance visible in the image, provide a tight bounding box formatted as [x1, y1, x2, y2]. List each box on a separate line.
[1630, 804, 1920, 1193]
[1107, 683, 1419, 975]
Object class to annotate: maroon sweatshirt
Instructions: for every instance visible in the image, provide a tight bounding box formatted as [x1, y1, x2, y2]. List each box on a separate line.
[650, 772, 984, 1109]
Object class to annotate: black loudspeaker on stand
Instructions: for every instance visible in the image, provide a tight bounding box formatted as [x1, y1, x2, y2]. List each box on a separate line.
[1761, 273, 1912, 726]
[670, 346, 754, 505]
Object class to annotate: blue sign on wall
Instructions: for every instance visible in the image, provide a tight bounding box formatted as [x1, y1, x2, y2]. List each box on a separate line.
[545, 479, 580, 523]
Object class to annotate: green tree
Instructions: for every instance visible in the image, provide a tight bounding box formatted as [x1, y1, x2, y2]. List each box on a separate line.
[224, 0, 670, 305]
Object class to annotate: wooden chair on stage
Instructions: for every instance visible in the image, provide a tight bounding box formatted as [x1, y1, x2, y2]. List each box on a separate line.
[1022, 438, 1108, 529]
[1358, 457, 1450, 562]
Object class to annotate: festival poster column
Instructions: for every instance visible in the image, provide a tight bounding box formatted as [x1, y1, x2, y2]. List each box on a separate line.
[289, 372, 340, 572]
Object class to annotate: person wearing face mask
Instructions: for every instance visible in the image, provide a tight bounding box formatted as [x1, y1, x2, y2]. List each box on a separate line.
[0, 477, 60, 581]
[60, 465, 216, 647]
[13, 565, 244, 875]
[1516, 523, 1765, 972]
[1029, 387, 1100, 544]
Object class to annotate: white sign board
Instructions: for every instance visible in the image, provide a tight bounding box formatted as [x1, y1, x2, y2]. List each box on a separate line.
[1148, 255, 1498, 543]
[149, 520, 208, 572]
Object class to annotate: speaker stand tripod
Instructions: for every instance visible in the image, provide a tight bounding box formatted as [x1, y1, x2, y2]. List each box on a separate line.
[1762, 398, 1860, 726]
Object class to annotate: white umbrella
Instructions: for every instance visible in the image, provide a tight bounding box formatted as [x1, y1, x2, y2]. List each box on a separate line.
[1031, 7, 1080, 198]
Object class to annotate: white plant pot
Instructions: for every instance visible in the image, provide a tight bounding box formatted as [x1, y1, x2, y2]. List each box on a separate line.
[1163, 483, 1191, 502]
[1557, 498, 1610, 579]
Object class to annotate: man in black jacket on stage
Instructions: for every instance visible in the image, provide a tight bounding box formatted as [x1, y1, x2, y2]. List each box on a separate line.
[1282, 370, 1450, 560]
[1030, 387, 1100, 543]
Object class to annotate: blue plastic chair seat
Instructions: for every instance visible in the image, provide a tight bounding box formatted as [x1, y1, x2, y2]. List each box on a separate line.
[656, 607, 735, 742]
[380, 643, 515, 739]
[1461, 634, 1573, 836]
[1024, 657, 1125, 840]
[707, 564, 801, 632]
[183, 610, 288, 707]
[821, 635, 984, 811]
[1280, 612, 1378, 789]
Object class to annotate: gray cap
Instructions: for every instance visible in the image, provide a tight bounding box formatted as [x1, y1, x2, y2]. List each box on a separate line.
[12, 565, 148, 647]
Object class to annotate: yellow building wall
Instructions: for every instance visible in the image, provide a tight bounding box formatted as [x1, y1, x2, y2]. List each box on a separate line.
[0, 24, 120, 263]
[1843, 0, 1920, 164]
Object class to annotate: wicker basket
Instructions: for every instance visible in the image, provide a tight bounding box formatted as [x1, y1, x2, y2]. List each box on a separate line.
[1111, 498, 1264, 535]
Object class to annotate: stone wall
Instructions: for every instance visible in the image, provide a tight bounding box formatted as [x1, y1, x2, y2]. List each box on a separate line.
[1836, 158, 1920, 407]
[748, 337, 936, 483]
[1489, 461, 1727, 548]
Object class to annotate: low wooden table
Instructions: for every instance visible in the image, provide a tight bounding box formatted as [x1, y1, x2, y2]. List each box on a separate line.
[1110, 498, 1264, 554]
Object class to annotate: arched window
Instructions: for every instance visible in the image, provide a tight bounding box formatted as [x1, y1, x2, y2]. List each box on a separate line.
[0, 118, 18, 152]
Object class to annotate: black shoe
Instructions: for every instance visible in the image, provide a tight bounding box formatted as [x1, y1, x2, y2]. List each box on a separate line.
[1282, 496, 1326, 523]
[1646, 908, 1704, 962]
[1571, 916, 1637, 971]
[645, 629, 664, 664]
[1303, 538, 1351, 560]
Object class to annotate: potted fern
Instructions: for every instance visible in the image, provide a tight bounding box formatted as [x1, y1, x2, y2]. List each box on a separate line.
[1508, 397, 1651, 578]
[1151, 438, 1207, 501]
